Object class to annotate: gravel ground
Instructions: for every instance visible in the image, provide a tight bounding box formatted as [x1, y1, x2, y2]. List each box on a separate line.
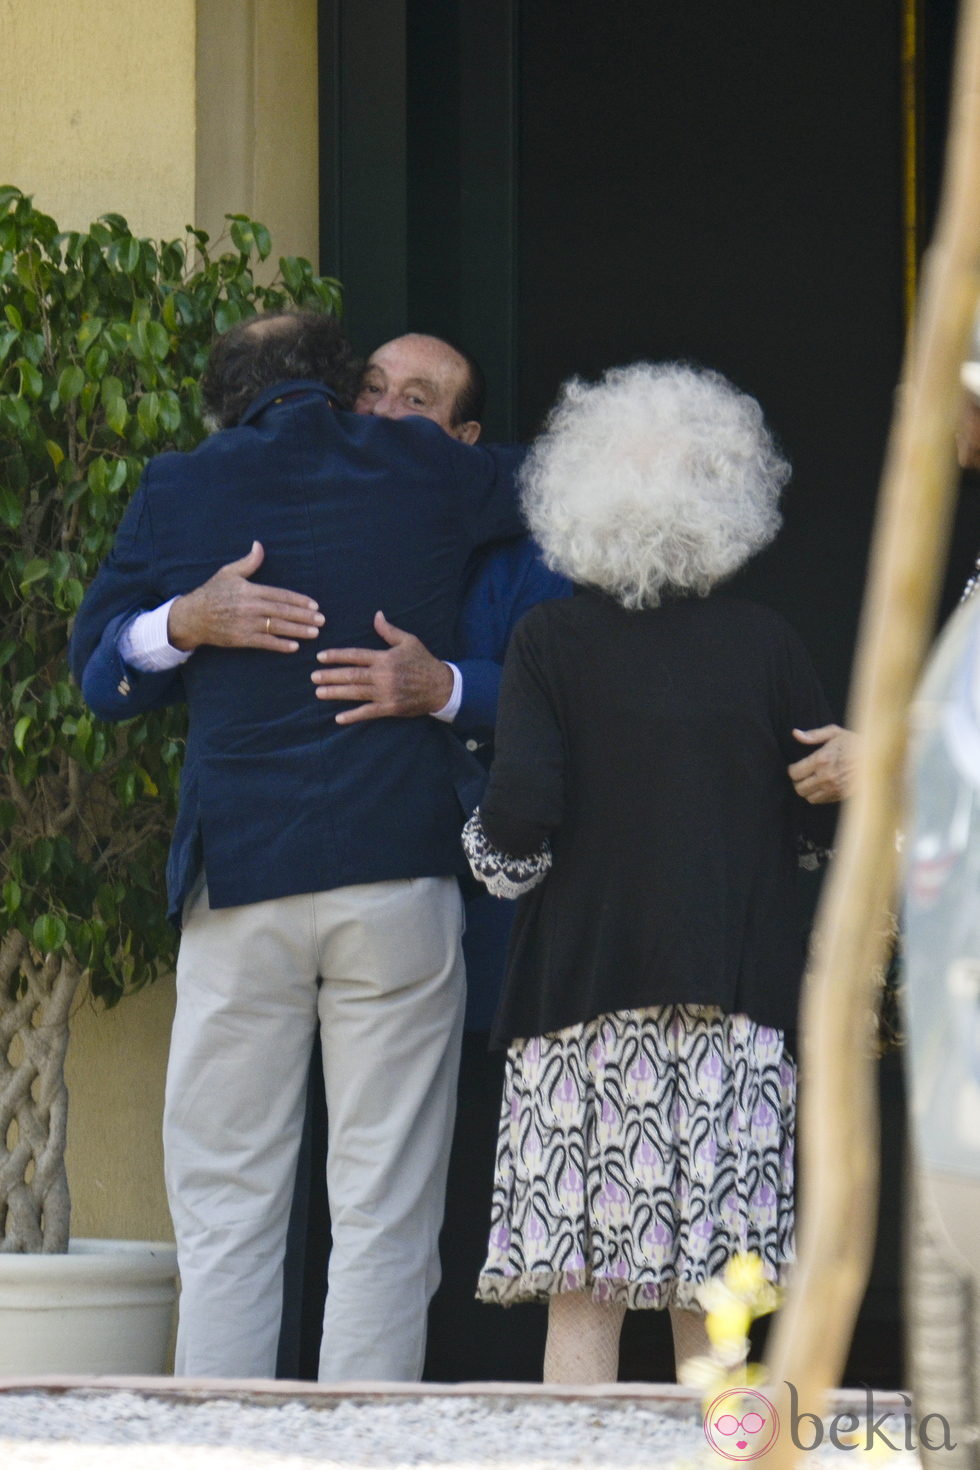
[0, 1387, 923, 1469]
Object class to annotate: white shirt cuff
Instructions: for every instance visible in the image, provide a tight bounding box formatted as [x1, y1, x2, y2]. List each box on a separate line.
[430, 662, 462, 723]
[118, 599, 193, 672]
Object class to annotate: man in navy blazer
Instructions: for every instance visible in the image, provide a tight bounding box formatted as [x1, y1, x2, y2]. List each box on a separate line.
[312, 334, 572, 1024]
[80, 332, 572, 1021]
[70, 311, 525, 1383]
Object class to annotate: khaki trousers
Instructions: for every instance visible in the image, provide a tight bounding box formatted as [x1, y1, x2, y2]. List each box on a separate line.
[163, 876, 465, 1381]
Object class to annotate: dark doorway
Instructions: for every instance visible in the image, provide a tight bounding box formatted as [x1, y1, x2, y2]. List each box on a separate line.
[318, 0, 929, 697]
[302, 0, 965, 1388]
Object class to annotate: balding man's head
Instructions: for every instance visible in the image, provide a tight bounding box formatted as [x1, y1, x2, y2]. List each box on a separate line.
[355, 334, 484, 443]
[202, 310, 361, 428]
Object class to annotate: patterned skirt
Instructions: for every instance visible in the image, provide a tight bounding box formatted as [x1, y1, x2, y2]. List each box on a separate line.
[477, 1005, 796, 1311]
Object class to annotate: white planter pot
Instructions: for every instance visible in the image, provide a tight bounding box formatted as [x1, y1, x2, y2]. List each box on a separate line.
[0, 1237, 179, 1376]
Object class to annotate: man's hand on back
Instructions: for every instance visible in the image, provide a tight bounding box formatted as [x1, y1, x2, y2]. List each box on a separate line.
[312, 610, 454, 724]
[167, 541, 324, 652]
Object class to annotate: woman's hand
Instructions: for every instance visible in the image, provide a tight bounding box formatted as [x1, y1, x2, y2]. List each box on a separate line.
[788, 724, 856, 804]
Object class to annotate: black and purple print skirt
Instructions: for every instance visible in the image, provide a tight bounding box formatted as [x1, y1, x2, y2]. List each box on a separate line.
[476, 1005, 795, 1310]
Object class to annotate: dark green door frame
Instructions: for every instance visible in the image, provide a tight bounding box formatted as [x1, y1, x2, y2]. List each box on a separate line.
[318, 0, 520, 440]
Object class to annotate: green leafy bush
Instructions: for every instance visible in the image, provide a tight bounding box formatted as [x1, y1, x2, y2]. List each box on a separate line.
[0, 186, 343, 1249]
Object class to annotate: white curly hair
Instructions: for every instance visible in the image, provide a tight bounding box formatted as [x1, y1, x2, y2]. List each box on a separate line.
[520, 362, 790, 609]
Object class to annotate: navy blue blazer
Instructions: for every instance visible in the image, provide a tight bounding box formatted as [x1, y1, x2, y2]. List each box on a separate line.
[455, 538, 572, 744]
[70, 381, 524, 921]
[453, 539, 572, 1027]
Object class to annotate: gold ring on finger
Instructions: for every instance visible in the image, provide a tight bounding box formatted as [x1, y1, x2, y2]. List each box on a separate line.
[265, 617, 271, 634]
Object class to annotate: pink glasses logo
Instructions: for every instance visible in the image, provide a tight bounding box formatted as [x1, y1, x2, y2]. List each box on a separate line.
[703, 1388, 780, 1461]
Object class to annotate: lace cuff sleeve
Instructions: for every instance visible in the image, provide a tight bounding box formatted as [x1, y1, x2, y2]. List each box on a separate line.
[798, 834, 832, 870]
[462, 807, 552, 899]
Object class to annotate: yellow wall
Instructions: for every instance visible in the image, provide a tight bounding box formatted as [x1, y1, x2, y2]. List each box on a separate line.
[1, 0, 198, 239]
[1, 0, 319, 256]
[3, 0, 320, 1245]
[196, 0, 320, 265]
[65, 977, 176, 1243]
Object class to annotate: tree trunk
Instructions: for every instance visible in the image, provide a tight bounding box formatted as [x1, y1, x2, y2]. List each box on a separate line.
[0, 932, 83, 1253]
[763, 0, 980, 1458]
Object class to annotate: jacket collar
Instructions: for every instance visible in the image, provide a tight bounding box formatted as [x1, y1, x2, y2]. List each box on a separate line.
[239, 379, 343, 427]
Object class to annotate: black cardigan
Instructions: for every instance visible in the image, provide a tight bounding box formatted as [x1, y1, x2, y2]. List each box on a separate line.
[480, 591, 836, 1047]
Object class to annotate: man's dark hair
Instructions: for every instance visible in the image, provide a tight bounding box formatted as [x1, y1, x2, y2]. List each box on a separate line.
[443, 338, 486, 426]
[202, 310, 362, 428]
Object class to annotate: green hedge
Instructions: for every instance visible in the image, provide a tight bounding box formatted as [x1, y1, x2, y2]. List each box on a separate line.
[0, 187, 343, 1002]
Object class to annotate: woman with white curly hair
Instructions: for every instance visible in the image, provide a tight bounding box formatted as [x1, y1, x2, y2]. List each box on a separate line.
[462, 362, 837, 1383]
